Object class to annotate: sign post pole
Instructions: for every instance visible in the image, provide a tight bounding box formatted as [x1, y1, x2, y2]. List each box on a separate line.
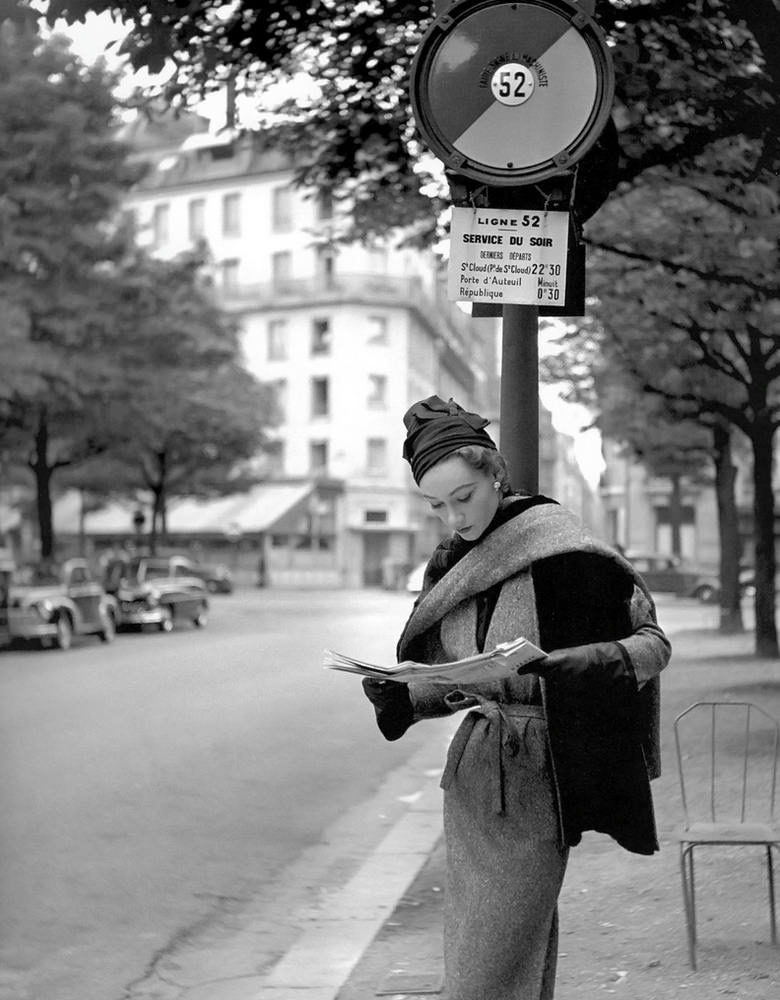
[501, 304, 539, 493]
[411, 0, 615, 494]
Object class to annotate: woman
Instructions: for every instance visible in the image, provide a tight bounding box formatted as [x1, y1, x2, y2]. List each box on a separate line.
[362, 395, 671, 1000]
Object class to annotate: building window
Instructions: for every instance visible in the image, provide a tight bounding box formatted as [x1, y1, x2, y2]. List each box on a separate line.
[267, 319, 287, 361]
[309, 440, 329, 474]
[317, 247, 336, 286]
[367, 315, 388, 346]
[364, 510, 388, 523]
[152, 203, 169, 246]
[188, 198, 205, 241]
[264, 440, 286, 476]
[271, 378, 287, 421]
[368, 246, 388, 272]
[311, 377, 329, 418]
[311, 318, 331, 355]
[122, 207, 137, 238]
[220, 258, 240, 289]
[318, 190, 333, 221]
[222, 192, 241, 236]
[272, 186, 293, 232]
[271, 251, 292, 287]
[367, 438, 388, 475]
[367, 374, 387, 409]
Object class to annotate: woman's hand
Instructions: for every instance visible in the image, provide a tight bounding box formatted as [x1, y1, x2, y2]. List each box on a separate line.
[362, 678, 414, 741]
[524, 641, 638, 693]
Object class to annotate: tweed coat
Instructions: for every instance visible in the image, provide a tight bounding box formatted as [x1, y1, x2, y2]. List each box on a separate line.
[396, 499, 671, 855]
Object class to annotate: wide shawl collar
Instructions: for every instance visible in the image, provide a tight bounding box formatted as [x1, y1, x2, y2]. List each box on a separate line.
[399, 501, 652, 652]
[398, 501, 662, 856]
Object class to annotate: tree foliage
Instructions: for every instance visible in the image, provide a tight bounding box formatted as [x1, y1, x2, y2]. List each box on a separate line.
[0, 21, 140, 557]
[0, 22, 275, 557]
[104, 250, 276, 549]
[29, 0, 779, 243]
[549, 131, 780, 653]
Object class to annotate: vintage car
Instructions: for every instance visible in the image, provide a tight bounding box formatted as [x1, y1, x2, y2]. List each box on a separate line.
[103, 554, 209, 632]
[623, 552, 753, 602]
[190, 562, 234, 594]
[0, 557, 119, 651]
[623, 552, 706, 597]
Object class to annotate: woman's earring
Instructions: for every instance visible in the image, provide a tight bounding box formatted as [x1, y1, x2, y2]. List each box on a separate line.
[493, 481, 501, 491]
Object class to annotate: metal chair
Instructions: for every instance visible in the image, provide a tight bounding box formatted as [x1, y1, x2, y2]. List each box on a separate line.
[674, 701, 780, 969]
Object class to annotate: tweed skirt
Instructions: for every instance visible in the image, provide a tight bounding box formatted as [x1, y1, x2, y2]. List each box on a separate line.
[441, 700, 569, 1000]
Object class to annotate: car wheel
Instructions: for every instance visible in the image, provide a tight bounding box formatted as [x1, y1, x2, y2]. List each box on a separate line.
[695, 584, 717, 604]
[193, 603, 208, 628]
[54, 614, 73, 651]
[98, 610, 116, 643]
[158, 607, 174, 632]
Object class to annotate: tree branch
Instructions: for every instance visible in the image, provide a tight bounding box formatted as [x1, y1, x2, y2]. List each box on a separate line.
[588, 239, 779, 296]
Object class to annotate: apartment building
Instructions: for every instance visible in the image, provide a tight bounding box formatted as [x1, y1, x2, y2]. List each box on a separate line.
[120, 121, 498, 586]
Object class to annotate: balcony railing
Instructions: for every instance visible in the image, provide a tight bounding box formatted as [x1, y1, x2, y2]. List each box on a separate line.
[214, 272, 475, 359]
[215, 273, 424, 309]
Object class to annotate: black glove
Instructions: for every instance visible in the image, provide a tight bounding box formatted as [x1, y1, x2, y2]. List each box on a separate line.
[530, 641, 638, 694]
[362, 678, 414, 741]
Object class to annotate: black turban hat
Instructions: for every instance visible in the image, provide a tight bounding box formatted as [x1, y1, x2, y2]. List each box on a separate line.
[402, 395, 497, 485]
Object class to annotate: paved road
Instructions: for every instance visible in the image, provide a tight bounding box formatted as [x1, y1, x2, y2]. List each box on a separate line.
[0, 588, 435, 1000]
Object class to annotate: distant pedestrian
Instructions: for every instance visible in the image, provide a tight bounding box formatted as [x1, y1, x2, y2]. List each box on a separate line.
[362, 395, 671, 1000]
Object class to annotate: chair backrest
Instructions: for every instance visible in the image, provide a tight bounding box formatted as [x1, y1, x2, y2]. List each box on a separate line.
[674, 701, 779, 828]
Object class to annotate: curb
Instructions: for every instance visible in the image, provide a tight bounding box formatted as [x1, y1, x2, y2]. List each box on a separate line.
[259, 779, 443, 999]
[123, 722, 456, 1000]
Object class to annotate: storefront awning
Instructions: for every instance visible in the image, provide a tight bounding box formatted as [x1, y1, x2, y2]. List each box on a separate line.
[53, 482, 320, 538]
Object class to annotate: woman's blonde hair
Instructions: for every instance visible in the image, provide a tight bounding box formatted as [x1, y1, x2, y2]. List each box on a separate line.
[454, 445, 513, 496]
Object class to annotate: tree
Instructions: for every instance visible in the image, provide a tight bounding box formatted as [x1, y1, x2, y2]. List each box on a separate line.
[97, 250, 277, 553]
[544, 326, 747, 634]
[0, 21, 275, 558]
[0, 21, 141, 558]
[571, 148, 780, 654]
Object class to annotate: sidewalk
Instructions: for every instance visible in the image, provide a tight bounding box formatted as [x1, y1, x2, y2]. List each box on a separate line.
[335, 627, 780, 1000]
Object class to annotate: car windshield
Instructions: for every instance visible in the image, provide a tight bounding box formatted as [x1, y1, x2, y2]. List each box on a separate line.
[12, 564, 61, 586]
[143, 562, 172, 580]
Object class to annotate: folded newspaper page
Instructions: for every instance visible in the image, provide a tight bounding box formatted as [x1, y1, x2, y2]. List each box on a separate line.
[323, 636, 546, 685]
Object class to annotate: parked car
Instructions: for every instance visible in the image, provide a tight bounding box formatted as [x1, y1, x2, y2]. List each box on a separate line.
[0, 558, 118, 651]
[624, 552, 752, 602]
[406, 560, 427, 593]
[103, 554, 209, 632]
[189, 562, 234, 594]
[687, 568, 756, 604]
[624, 553, 704, 596]
[0, 551, 16, 649]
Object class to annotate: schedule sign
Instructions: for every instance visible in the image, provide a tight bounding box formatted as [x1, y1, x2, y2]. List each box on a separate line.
[448, 206, 569, 306]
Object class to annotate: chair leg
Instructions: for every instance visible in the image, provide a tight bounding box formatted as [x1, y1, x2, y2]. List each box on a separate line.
[768, 845, 777, 946]
[680, 843, 697, 970]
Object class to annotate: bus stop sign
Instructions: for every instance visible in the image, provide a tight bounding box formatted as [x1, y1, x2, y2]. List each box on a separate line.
[410, 0, 615, 186]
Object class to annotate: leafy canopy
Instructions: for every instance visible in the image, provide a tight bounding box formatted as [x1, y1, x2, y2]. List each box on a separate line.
[26, 0, 779, 242]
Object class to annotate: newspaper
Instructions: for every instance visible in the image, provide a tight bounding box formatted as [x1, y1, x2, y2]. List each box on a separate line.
[323, 636, 546, 685]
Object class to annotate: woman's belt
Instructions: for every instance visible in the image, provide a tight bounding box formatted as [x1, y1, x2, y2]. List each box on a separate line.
[440, 695, 546, 814]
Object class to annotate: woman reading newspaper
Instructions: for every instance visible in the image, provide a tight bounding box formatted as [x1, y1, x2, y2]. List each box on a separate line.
[361, 395, 671, 1000]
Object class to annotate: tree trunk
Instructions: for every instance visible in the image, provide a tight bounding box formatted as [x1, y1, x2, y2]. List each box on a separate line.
[750, 417, 778, 657]
[149, 487, 163, 556]
[712, 421, 744, 633]
[32, 411, 55, 560]
[668, 473, 683, 556]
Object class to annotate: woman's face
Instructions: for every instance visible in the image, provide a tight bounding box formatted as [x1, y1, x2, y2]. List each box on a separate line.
[418, 455, 500, 541]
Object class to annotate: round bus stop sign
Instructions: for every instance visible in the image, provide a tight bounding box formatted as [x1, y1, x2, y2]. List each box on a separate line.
[410, 0, 615, 186]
